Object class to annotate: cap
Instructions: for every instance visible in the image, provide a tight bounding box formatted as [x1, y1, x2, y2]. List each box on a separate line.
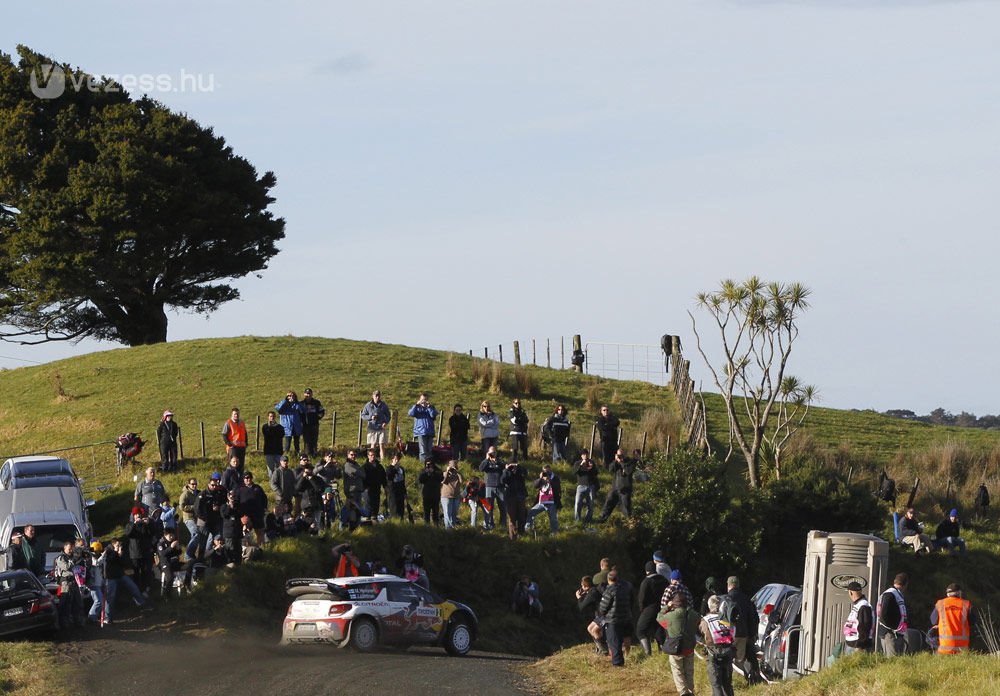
[846, 581, 863, 592]
[304, 388, 313, 395]
[652, 550, 665, 563]
[946, 583, 962, 595]
[644, 561, 656, 574]
[243, 471, 254, 479]
[163, 410, 174, 418]
[950, 508, 959, 517]
[210, 471, 222, 480]
[10, 530, 22, 539]
[670, 569, 682, 581]
[131, 506, 145, 517]
[280, 455, 289, 462]
[727, 576, 740, 587]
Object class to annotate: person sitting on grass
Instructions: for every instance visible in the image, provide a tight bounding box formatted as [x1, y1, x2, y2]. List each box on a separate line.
[935, 509, 967, 556]
[900, 507, 936, 554]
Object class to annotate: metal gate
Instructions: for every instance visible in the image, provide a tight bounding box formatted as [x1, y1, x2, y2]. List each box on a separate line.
[584, 342, 668, 385]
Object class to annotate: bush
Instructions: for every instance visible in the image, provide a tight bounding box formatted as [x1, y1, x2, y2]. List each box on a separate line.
[514, 366, 539, 397]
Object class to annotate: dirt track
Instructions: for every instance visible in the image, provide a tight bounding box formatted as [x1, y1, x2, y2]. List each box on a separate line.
[55, 615, 539, 696]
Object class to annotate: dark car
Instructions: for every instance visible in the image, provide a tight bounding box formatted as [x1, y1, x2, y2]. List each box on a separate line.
[0, 570, 59, 638]
[759, 590, 802, 681]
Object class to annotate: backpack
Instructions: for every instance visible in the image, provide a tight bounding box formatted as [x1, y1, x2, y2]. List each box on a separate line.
[975, 484, 990, 509]
[877, 470, 897, 505]
[117, 432, 145, 458]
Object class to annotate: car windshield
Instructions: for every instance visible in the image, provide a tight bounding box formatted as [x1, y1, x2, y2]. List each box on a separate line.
[30, 525, 79, 553]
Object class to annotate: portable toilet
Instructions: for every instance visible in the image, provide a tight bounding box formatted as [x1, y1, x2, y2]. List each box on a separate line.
[798, 531, 889, 674]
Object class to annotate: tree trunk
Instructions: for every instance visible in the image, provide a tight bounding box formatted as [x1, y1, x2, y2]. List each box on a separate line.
[122, 303, 168, 345]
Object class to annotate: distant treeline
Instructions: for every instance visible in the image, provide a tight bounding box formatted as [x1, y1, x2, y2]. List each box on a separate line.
[881, 408, 1000, 429]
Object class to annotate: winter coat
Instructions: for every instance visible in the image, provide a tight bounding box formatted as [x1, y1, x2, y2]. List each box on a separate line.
[235, 483, 268, 521]
[343, 459, 367, 497]
[270, 466, 298, 502]
[361, 400, 391, 432]
[408, 403, 437, 436]
[595, 413, 621, 441]
[477, 411, 500, 438]
[364, 461, 388, 492]
[418, 465, 444, 499]
[500, 463, 528, 501]
[599, 582, 633, 624]
[301, 397, 326, 427]
[261, 422, 285, 456]
[508, 407, 529, 435]
[449, 413, 470, 442]
[178, 487, 200, 522]
[441, 465, 464, 499]
[543, 413, 571, 443]
[480, 456, 504, 488]
[275, 398, 304, 436]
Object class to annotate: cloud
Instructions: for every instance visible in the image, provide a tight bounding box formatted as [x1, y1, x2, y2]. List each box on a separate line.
[315, 52, 371, 76]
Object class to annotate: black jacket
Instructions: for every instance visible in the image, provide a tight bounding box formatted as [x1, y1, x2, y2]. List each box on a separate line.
[610, 459, 637, 492]
[599, 582, 633, 624]
[363, 461, 388, 491]
[638, 572, 669, 611]
[578, 586, 602, 622]
[543, 413, 571, 443]
[262, 422, 285, 456]
[235, 483, 268, 520]
[157, 419, 180, 449]
[595, 413, 620, 441]
[296, 474, 325, 511]
[508, 407, 529, 435]
[449, 413, 470, 441]
[575, 460, 599, 487]
[500, 463, 528, 501]
[480, 457, 504, 488]
[418, 466, 444, 499]
[301, 397, 325, 427]
[197, 485, 227, 528]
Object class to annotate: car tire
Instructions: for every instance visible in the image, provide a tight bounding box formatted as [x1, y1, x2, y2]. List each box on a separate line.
[444, 617, 473, 656]
[350, 617, 379, 652]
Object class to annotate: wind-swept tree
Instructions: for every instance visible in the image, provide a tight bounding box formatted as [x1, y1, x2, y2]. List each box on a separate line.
[688, 277, 813, 488]
[0, 46, 285, 346]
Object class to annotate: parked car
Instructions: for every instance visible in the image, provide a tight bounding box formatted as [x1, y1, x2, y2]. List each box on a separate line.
[0, 569, 59, 638]
[0, 487, 92, 573]
[281, 575, 477, 656]
[0, 456, 78, 491]
[751, 582, 800, 645]
[759, 589, 802, 681]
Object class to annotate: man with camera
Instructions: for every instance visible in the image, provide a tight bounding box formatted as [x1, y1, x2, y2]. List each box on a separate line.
[300, 388, 326, 457]
[500, 458, 528, 539]
[408, 393, 438, 463]
[418, 459, 444, 525]
[479, 445, 506, 531]
[361, 389, 392, 460]
[526, 463, 561, 534]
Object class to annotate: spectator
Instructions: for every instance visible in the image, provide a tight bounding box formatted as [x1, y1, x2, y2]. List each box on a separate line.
[595, 405, 621, 468]
[477, 400, 501, 456]
[300, 388, 326, 457]
[196, 473, 226, 557]
[236, 471, 268, 545]
[21, 525, 44, 577]
[930, 582, 976, 654]
[221, 406, 248, 471]
[275, 391, 304, 456]
[220, 489, 242, 566]
[597, 449, 636, 522]
[449, 404, 471, 462]
[221, 455, 244, 492]
[598, 569, 632, 667]
[178, 477, 200, 560]
[463, 476, 487, 528]
[331, 542, 361, 577]
[935, 509, 967, 556]
[507, 399, 529, 462]
[512, 575, 542, 617]
[86, 541, 107, 624]
[270, 455, 297, 511]
[156, 410, 180, 472]
[479, 445, 506, 531]
[592, 557, 612, 587]
[500, 458, 528, 540]
[54, 540, 83, 627]
[664, 594, 700, 696]
[526, 463, 561, 534]
[542, 404, 571, 462]
[363, 449, 387, 520]
[104, 538, 147, 621]
[261, 411, 285, 477]
[408, 393, 438, 463]
[418, 460, 443, 525]
[361, 389, 392, 460]
[653, 550, 673, 581]
[386, 454, 407, 520]
[900, 507, 935, 554]
[124, 506, 155, 593]
[876, 572, 910, 656]
[315, 451, 343, 487]
[700, 576, 724, 616]
[700, 594, 735, 696]
[723, 576, 759, 671]
[342, 449, 367, 507]
[660, 569, 695, 610]
[134, 466, 168, 511]
[158, 500, 177, 537]
[637, 561, 668, 655]
[156, 529, 182, 596]
[440, 461, 464, 529]
[5, 530, 27, 571]
[398, 545, 429, 589]
[843, 581, 874, 655]
[575, 575, 607, 654]
[573, 450, 598, 524]
[296, 465, 325, 530]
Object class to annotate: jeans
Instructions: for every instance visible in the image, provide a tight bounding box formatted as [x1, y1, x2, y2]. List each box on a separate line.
[526, 501, 559, 533]
[451, 438, 468, 462]
[706, 654, 735, 696]
[264, 454, 281, 478]
[184, 519, 202, 559]
[468, 500, 480, 527]
[509, 434, 528, 462]
[575, 485, 594, 522]
[483, 486, 505, 529]
[552, 438, 567, 462]
[937, 536, 966, 554]
[442, 497, 460, 529]
[605, 621, 625, 666]
[480, 437, 499, 457]
[283, 435, 300, 456]
[417, 434, 434, 462]
[106, 575, 144, 621]
[87, 586, 104, 621]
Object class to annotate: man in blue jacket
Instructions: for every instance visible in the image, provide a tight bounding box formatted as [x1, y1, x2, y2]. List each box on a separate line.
[408, 393, 437, 463]
[275, 391, 305, 456]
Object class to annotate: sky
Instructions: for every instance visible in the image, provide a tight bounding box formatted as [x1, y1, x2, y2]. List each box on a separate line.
[2, 0, 999, 415]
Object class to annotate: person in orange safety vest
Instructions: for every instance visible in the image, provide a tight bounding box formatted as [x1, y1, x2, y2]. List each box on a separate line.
[930, 583, 976, 654]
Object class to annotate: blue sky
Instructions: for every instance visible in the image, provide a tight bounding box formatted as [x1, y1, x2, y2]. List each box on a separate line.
[2, 0, 999, 415]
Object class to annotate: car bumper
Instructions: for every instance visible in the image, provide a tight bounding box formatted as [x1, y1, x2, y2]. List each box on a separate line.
[282, 616, 349, 644]
[0, 609, 58, 637]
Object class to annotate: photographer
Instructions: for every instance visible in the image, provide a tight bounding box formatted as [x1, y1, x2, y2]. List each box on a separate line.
[576, 575, 607, 654]
[407, 393, 438, 463]
[124, 506, 155, 594]
[220, 489, 242, 566]
[296, 465, 325, 531]
[479, 445, 506, 531]
[418, 460, 443, 525]
[386, 454, 407, 520]
[526, 463, 561, 534]
[196, 473, 226, 558]
[500, 459, 528, 539]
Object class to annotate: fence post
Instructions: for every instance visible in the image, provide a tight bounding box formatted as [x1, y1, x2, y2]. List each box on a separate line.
[513, 341, 521, 365]
[200, 421, 206, 459]
[573, 335, 583, 373]
[499, 344, 503, 363]
[546, 339, 551, 368]
[255, 414, 260, 451]
[532, 339, 536, 365]
[178, 432, 184, 460]
[590, 424, 597, 458]
[357, 414, 364, 448]
[640, 431, 647, 458]
[665, 434, 671, 457]
[561, 336, 565, 369]
[484, 347, 488, 359]
[331, 411, 337, 447]
[437, 415, 444, 446]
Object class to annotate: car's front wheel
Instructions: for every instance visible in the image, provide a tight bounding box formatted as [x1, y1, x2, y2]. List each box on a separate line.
[444, 617, 473, 656]
[350, 617, 379, 652]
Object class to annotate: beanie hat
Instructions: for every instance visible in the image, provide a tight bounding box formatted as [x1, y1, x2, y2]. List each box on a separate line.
[652, 550, 665, 563]
[131, 506, 145, 517]
[670, 569, 682, 581]
[210, 471, 222, 480]
[949, 508, 958, 517]
[705, 576, 717, 591]
[727, 575, 740, 587]
[645, 561, 656, 574]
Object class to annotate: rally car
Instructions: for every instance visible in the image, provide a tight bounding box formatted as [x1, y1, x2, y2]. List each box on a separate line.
[281, 575, 477, 656]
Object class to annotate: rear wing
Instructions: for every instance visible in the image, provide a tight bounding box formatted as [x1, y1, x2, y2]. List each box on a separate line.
[285, 577, 349, 599]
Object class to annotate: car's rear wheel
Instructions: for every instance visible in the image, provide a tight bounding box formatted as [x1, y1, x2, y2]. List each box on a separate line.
[444, 617, 473, 656]
[350, 617, 379, 652]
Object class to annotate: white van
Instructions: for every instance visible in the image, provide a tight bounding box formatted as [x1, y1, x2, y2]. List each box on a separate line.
[0, 487, 93, 573]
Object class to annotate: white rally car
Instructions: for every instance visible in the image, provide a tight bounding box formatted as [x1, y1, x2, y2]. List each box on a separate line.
[281, 575, 477, 656]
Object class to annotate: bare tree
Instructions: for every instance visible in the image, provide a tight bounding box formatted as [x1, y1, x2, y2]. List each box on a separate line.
[688, 277, 812, 488]
[766, 376, 817, 480]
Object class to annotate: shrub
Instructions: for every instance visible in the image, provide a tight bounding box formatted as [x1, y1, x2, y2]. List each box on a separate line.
[638, 407, 681, 453]
[514, 366, 539, 397]
[583, 380, 602, 411]
[471, 358, 490, 389]
[488, 362, 505, 395]
[444, 353, 459, 379]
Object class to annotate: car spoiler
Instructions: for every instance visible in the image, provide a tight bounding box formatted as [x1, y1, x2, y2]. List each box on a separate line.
[285, 577, 347, 598]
